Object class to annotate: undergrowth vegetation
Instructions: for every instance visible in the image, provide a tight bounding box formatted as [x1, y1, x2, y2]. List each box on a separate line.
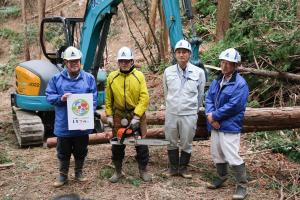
[0, 21, 38, 91]
[195, 0, 300, 107]
[247, 130, 300, 163]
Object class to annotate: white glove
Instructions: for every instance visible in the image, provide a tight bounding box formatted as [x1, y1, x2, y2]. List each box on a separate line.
[107, 116, 114, 127]
[130, 115, 140, 127]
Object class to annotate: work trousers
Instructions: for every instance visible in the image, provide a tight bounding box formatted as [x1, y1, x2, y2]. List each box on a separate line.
[56, 135, 89, 162]
[111, 144, 149, 169]
[165, 113, 198, 153]
[210, 130, 244, 166]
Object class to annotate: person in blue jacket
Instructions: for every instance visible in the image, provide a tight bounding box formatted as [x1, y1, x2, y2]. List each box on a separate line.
[46, 46, 97, 187]
[205, 48, 249, 200]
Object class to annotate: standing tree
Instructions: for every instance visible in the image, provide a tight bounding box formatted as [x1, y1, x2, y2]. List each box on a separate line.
[215, 0, 230, 41]
[297, 0, 300, 19]
[38, 0, 46, 58]
[22, 0, 30, 61]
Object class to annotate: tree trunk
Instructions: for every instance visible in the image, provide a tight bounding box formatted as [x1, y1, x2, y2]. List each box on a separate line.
[146, 0, 159, 44]
[238, 66, 300, 83]
[215, 0, 230, 41]
[22, 0, 30, 61]
[158, 0, 168, 62]
[38, 0, 46, 59]
[297, 0, 300, 20]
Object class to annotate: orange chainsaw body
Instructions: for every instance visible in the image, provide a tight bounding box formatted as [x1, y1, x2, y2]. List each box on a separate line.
[117, 128, 133, 140]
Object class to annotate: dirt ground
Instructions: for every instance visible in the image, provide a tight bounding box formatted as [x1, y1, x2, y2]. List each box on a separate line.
[0, 1, 299, 200]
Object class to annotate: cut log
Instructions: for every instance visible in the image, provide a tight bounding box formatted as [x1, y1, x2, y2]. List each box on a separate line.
[46, 128, 165, 148]
[61, 107, 300, 148]
[101, 106, 300, 134]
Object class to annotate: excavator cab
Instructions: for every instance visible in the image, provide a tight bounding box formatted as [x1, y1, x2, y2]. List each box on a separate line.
[40, 17, 84, 65]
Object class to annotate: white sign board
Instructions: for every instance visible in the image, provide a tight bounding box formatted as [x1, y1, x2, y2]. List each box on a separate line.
[67, 93, 94, 130]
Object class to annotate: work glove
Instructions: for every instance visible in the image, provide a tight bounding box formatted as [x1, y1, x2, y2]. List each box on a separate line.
[130, 115, 140, 131]
[107, 116, 114, 128]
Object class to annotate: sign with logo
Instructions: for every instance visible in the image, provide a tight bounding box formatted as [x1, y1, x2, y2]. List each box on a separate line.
[67, 93, 94, 130]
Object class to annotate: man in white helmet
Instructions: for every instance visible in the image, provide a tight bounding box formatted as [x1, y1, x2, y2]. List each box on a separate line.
[105, 46, 151, 183]
[205, 48, 249, 200]
[46, 46, 97, 187]
[163, 39, 206, 178]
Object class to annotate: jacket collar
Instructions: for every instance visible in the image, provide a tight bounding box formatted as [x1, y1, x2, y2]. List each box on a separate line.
[217, 71, 238, 83]
[118, 67, 137, 76]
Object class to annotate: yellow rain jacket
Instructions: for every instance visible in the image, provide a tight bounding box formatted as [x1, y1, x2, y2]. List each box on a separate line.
[105, 68, 149, 117]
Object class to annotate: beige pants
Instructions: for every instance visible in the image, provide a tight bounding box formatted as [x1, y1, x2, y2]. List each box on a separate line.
[210, 130, 244, 166]
[165, 113, 198, 153]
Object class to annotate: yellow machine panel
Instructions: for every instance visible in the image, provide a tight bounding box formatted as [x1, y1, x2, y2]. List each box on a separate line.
[16, 66, 41, 96]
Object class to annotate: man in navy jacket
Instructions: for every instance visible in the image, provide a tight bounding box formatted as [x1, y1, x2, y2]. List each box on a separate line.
[46, 46, 97, 187]
[205, 48, 249, 200]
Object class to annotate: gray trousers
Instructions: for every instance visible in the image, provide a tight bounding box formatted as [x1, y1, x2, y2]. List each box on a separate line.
[165, 112, 198, 153]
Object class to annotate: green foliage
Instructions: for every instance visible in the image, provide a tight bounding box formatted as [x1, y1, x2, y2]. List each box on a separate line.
[248, 130, 300, 163]
[128, 177, 142, 187]
[0, 5, 21, 20]
[197, 0, 299, 106]
[195, 0, 216, 17]
[99, 166, 114, 179]
[0, 151, 11, 164]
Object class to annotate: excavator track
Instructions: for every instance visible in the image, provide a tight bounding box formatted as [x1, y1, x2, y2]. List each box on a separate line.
[12, 106, 45, 147]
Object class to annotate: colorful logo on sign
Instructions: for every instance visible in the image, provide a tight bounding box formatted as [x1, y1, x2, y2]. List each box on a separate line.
[72, 99, 90, 116]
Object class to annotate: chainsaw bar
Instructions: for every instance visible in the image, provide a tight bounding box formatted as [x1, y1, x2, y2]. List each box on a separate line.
[110, 138, 170, 146]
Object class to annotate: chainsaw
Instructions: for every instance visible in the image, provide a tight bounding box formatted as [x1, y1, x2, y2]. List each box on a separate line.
[110, 120, 170, 146]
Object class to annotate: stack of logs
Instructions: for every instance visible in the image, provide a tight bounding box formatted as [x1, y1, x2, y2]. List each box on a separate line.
[47, 107, 300, 147]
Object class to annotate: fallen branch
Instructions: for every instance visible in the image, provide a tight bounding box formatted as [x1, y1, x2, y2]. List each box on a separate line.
[238, 66, 300, 83]
[0, 163, 15, 169]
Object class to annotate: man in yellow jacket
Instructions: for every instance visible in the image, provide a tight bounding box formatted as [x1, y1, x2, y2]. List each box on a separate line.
[105, 46, 151, 183]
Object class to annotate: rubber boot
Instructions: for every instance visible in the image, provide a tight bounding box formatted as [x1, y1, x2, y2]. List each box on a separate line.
[163, 149, 179, 177]
[207, 163, 228, 189]
[75, 159, 88, 182]
[53, 160, 69, 187]
[139, 167, 152, 182]
[232, 163, 248, 200]
[109, 160, 124, 183]
[179, 151, 192, 179]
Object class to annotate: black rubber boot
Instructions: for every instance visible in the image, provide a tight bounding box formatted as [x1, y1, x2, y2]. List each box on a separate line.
[179, 151, 192, 179]
[75, 159, 88, 182]
[207, 163, 228, 189]
[232, 163, 248, 200]
[109, 160, 124, 183]
[53, 159, 69, 187]
[164, 149, 179, 177]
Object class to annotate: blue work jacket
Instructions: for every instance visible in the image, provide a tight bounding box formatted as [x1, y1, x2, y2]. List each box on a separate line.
[205, 71, 249, 133]
[46, 69, 97, 137]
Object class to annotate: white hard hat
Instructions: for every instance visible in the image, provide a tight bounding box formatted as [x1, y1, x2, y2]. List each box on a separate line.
[219, 48, 241, 63]
[117, 47, 134, 60]
[175, 39, 192, 52]
[63, 46, 82, 61]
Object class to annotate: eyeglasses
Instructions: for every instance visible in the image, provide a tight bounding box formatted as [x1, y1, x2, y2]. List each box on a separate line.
[118, 60, 131, 64]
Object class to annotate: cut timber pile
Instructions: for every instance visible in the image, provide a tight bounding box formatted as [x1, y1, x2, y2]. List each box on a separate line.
[47, 107, 300, 147]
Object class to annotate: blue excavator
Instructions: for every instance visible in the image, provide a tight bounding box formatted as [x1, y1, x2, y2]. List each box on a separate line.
[11, 0, 204, 146]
